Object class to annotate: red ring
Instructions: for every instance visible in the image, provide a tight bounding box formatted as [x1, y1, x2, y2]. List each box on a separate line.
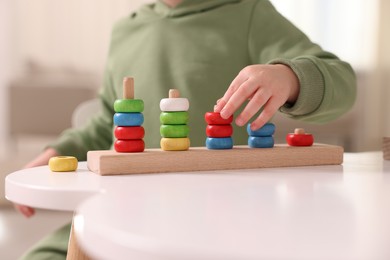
[204, 112, 233, 125]
[115, 126, 145, 140]
[286, 134, 314, 146]
[206, 125, 233, 138]
[114, 139, 145, 152]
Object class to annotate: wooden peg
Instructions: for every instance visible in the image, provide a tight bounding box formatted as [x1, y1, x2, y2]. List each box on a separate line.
[123, 77, 134, 99]
[169, 89, 180, 98]
[294, 128, 306, 135]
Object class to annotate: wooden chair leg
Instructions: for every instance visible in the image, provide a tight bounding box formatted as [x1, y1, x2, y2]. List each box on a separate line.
[66, 217, 90, 260]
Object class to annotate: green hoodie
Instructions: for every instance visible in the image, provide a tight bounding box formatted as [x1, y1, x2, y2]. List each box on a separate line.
[50, 0, 356, 160]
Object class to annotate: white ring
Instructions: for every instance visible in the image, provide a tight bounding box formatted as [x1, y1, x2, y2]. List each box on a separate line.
[160, 98, 189, 112]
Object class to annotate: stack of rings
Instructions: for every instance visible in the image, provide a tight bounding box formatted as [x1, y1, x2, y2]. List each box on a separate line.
[247, 123, 275, 148]
[160, 89, 190, 151]
[205, 112, 234, 149]
[113, 77, 145, 153]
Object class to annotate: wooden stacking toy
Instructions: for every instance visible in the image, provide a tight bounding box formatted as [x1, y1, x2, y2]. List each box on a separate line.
[113, 77, 145, 153]
[286, 128, 314, 147]
[160, 89, 190, 151]
[205, 112, 233, 149]
[247, 123, 275, 148]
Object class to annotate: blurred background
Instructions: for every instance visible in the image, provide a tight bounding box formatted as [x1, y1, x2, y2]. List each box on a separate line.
[0, 0, 389, 258]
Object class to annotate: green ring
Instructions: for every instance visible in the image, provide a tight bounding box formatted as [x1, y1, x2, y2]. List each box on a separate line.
[114, 99, 144, 113]
[160, 112, 189, 125]
[160, 125, 189, 138]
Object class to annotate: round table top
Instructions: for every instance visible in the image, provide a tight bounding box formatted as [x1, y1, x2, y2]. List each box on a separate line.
[6, 152, 390, 259]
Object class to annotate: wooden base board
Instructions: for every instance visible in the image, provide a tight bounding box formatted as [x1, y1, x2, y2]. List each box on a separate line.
[87, 144, 343, 176]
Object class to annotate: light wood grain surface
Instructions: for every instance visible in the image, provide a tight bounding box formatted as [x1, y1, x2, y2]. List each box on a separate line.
[87, 144, 343, 175]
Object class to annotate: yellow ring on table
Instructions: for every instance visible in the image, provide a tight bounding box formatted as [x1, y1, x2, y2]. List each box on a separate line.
[48, 156, 78, 172]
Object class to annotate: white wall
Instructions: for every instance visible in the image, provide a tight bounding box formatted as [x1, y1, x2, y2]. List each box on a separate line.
[0, 0, 149, 159]
[12, 0, 381, 74]
[356, 0, 390, 150]
[11, 0, 149, 76]
[378, 0, 390, 136]
[0, 0, 11, 158]
[270, 0, 379, 71]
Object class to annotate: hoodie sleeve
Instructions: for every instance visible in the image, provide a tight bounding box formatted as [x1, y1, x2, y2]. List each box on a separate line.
[47, 68, 116, 161]
[248, 0, 357, 124]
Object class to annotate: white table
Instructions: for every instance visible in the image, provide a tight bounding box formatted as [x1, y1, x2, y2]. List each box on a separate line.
[5, 153, 390, 260]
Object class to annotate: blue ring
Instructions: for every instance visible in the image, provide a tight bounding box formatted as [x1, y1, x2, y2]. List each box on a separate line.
[247, 123, 275, 137]
[206, 137, 233, 150]
[114, 113, 144, 126]
[248, 136, 274, 148]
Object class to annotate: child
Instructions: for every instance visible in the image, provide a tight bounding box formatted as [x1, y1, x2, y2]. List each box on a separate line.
[17, 0, 356, 258]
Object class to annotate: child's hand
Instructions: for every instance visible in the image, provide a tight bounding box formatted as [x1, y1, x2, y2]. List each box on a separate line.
[14, 204, 35, 218]
[13, 148, 59, 218]
[214, 64, 299, 130]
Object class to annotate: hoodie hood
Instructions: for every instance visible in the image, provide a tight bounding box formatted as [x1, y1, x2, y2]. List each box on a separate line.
[148, 0, 240, 17]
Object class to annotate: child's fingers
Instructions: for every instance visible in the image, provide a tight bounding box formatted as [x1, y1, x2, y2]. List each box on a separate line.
[214, 99, 226, 112]
[14, 204, 35, 218]
[214, 72, 248, 112]
[224, 72, 248, 100]
[235, 89, 270, 126]
[250, 97, 280, 130]
[220, 77, 259, 119]
[22, 207, 35, 218]
[214, 98, 226, 112]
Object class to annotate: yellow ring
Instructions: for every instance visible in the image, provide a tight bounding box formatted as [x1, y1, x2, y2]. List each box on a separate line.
[49, 156, 78, 172]
[160, 138, 190, 151]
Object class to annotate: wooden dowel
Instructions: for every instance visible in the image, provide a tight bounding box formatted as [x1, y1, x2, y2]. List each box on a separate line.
[169, 89, 180, 98]
[294, 128, 306, 135]
[123, 77, 134, 99]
